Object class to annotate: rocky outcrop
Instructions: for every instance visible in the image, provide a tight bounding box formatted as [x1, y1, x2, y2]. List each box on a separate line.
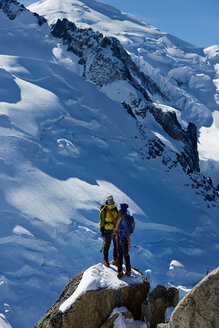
[59, 284, 148, 328]
[148, 108, 200, 172]
[0, 0, 25, 20]
[33, 263, 181, 328]
[141, 285, 179, 328]
[187, 173, 219, 206]
[0, 0, 46, 25]
[34, 266, 150, 328]
[157, 267, 219, 328]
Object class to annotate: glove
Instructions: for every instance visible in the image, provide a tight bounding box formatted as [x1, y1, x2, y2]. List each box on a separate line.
[100, 227, 105, 237]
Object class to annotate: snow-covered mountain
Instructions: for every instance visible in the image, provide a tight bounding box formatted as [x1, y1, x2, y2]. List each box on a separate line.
[29, 0, 219, 185]
[0, 0, 218, 327]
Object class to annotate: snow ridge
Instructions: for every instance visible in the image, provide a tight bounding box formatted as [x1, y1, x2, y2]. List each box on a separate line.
[29, 0, 219, 182]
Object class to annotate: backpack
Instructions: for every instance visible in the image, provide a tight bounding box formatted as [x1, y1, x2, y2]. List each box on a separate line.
[115, 213, 135, 236]
[127, 214, 135, 236]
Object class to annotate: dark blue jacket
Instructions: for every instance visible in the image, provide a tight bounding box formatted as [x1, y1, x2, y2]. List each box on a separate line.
[118, 213, 130, 241]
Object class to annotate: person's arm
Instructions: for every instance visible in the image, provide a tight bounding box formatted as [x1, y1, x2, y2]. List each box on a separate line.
[100, 209, 105, 236]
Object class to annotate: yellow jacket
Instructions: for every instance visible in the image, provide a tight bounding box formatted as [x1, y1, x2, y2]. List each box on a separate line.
[99, 202, 118, 230]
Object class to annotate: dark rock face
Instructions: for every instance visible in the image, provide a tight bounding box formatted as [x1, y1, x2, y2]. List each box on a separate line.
[148, 107, 200, 172]
[33, 269, 150, 328]
[0, 0, 25, 20]
[0, 0, 46, 25]
[51, 19, 166, 102]
[137, 116, 199, 174]
[33, 12, 47, 26]
[185, 122, 199, 172]
[187, 173, 219, 206]
[150, 108, 183, 141]
[141, 285, 179, 328]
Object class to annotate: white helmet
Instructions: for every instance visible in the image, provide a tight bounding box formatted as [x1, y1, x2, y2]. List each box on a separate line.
[106, 194, 113, 202]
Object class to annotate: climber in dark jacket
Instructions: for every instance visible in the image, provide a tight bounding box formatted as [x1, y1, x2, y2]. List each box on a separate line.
[116, 203, 131, 278]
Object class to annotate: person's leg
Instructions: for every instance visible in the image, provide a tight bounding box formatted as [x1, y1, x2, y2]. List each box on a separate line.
[103, 231, 111, 265]
[117, 237, 123, 273]
[122, 238, 131, 273]
[112, 235, 118, 263]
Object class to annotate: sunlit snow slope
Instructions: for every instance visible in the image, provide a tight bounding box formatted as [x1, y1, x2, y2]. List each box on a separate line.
[0, 1, 218, 328]
[29, 0, 219, 185]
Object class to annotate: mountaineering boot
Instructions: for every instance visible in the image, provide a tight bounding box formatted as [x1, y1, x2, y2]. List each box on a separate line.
[117, 271, 123, 279]
[125, 270, 131, 276]
[111, 258, 118, 266]
[104, 260, 110, 267]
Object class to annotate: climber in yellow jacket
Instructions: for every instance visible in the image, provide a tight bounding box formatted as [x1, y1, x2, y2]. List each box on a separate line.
[100, 194, 118, 267]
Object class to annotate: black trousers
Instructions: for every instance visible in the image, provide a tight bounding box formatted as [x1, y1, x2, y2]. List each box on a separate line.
[117, 236, 131, 272]
[103, 230, 118, 262]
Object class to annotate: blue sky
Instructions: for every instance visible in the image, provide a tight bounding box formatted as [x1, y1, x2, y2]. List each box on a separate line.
[23, 0, 219, 48]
